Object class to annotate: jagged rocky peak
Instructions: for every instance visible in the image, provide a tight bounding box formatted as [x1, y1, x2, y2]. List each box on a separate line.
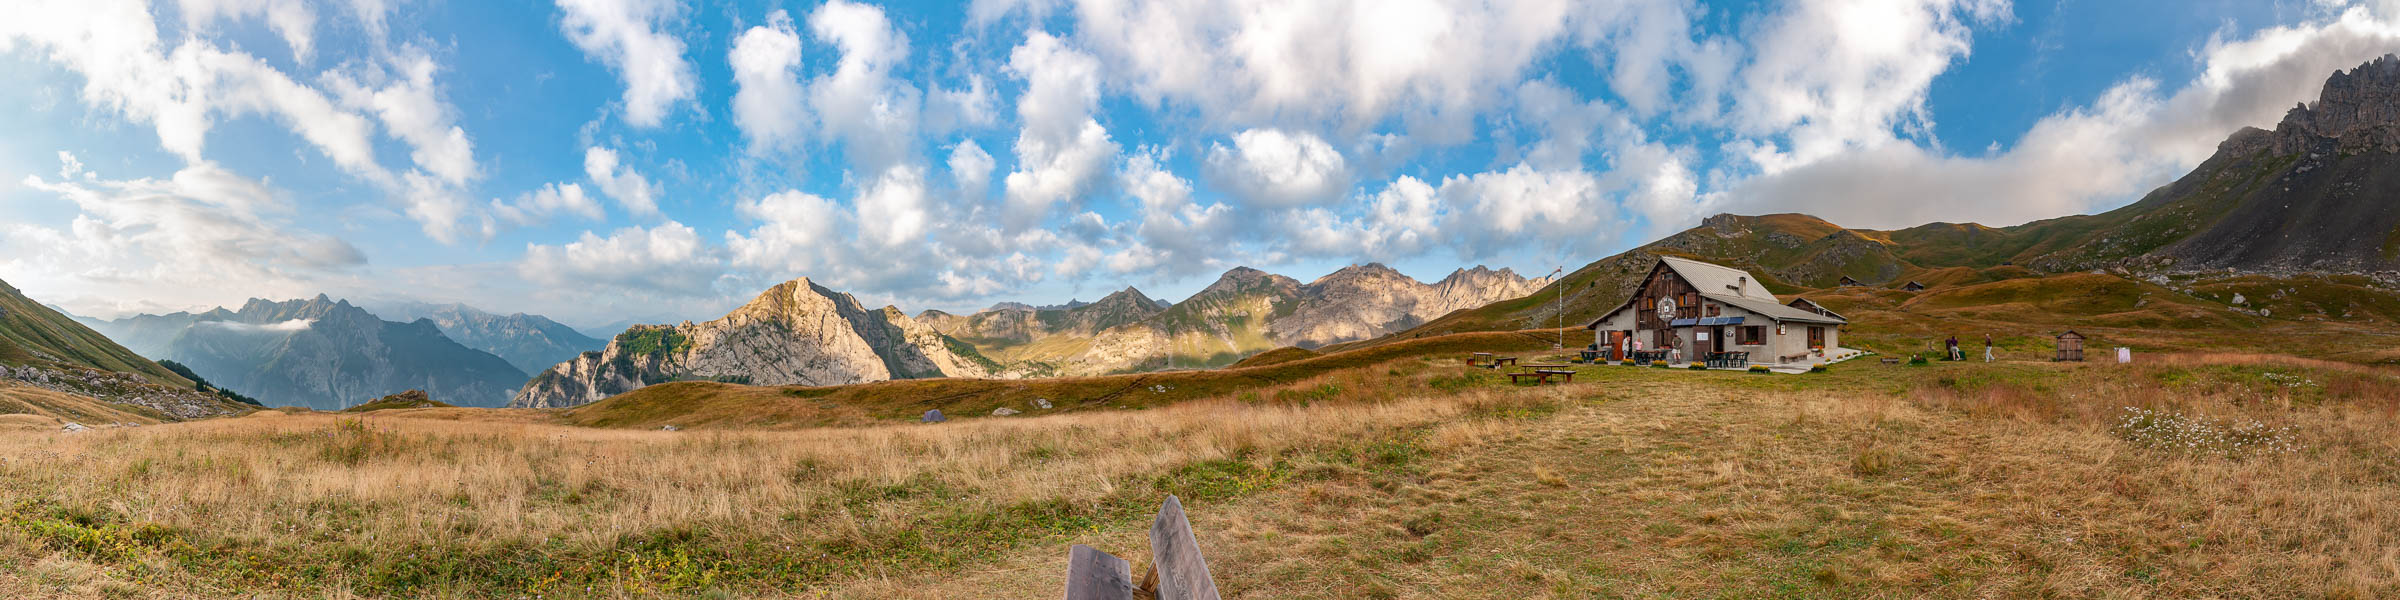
[1439, 265, 1521, 284]
[2245, 53, 2400, 155]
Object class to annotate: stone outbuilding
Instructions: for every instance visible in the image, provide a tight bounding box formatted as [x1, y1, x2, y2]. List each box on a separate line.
[1585, 257, 1849, 366]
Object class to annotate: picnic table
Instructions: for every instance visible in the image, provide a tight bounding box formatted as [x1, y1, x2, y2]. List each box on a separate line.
[1506, 368, 1576, 384]
[1490, 357, 1518, 367]
[1630, 350, 1668, 365]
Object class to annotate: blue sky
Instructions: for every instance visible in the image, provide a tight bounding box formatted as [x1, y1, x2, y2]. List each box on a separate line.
[3, 0, 2397, 328]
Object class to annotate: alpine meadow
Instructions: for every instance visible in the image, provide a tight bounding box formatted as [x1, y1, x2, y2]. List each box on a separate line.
[6, 1, 2400, 599]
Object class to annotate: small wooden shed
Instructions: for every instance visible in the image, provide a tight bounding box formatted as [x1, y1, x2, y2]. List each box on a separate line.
[1902, 281, 1927, 292]
[2053, 330, 2085, 362]
[1838, 276, 1862, 287]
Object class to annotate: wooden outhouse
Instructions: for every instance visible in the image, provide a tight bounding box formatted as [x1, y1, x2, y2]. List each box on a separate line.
[2053, 331, 2085, 362]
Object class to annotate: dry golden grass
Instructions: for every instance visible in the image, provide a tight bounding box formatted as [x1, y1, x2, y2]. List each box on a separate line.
[0, 356, 1557, 599]
[5, 351, 2397, 598]
[870, 355, 2400, 599]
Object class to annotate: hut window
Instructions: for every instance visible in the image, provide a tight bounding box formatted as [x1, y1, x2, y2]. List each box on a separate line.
[1738, 326, 1765, 345]
[1705, 304, 1720, 317]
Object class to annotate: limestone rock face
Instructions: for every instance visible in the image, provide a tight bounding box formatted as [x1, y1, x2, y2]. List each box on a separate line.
[510, 278, 995, 409]
[1271, 264, 1545, 349]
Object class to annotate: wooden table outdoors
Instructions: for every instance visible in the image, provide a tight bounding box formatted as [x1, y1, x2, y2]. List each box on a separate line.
[1508, 364, 1576, 384]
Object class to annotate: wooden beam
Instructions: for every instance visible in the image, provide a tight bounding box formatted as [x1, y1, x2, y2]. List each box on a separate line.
[1063, 544, 1134, 600]
[1147, 495, 1222, 600]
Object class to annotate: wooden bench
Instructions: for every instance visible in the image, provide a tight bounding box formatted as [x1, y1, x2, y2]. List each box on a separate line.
[1491, 357, 1518, 367]
[1880, 357, 1900, 365]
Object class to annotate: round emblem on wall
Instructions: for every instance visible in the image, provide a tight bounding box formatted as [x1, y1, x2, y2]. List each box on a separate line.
[1655, 297, 1677, 321]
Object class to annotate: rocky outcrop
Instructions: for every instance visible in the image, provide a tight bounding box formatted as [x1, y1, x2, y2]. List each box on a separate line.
[2135, 54, 2400, 274]
[2269, 54, 2400, 155]
[1, 364, 246, 420]
[509, 278, 996, 409]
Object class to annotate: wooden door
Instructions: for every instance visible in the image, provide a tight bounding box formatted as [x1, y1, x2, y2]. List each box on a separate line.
[1711, 326, 1726, 353]
[1808, 326, 1825, 349]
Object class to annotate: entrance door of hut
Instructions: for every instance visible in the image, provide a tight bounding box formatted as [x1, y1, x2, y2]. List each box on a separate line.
[1711, 326, 1726, 353]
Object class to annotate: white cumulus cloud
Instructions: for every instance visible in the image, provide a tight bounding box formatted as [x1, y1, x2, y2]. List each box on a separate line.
[556, 0, 696, 128]
[728, 10, 807, 155]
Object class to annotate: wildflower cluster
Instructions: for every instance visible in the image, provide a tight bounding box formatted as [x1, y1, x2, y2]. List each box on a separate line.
[2260, 372, 2318, 389]
[2112, 406, 2300, 456]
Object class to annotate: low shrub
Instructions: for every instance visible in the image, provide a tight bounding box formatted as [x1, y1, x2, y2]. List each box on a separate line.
[1908, 356, 1930, 366]
[1748, 365, 1771, 374]
[1650, 362, 1670, 369]
[1809, 364, 1829, 373]
[1687, 363, 1707, 370]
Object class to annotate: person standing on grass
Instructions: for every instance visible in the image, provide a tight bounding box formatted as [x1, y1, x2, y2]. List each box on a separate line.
[1946, 335, 1960, 361]
[1983, 334, 1995, 362]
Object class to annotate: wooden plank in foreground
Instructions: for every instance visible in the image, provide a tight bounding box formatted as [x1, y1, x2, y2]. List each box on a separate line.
[1063, 544, 1133, 600]
[1148, 495, 1222, 600]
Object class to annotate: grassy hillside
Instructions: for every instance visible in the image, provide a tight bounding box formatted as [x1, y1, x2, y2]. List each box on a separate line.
[0, 279, 192, 387]
[0, 383, 170, 427]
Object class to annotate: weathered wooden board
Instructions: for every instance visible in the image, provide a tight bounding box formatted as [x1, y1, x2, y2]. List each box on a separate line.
[1063, 544, 1133, 600]
[1148, 495, 1221, 600]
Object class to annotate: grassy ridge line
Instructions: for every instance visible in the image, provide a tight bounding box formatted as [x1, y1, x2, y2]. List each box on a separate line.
[565, 330, 1560, 430]
[0, 279, 194, 388]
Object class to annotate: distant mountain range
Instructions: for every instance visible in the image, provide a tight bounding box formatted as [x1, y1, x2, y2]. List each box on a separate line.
[925, 264, 1546, 376]
[511, 263, 1542, 407]
[84, 296, 530, 409]
[368, 301, 605, 374]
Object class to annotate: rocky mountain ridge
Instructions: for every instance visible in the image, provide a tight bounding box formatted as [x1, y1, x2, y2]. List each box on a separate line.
[510, 278, 996, 409]
[369, 301, 605, 374]
[985, 264, 1543, 375]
